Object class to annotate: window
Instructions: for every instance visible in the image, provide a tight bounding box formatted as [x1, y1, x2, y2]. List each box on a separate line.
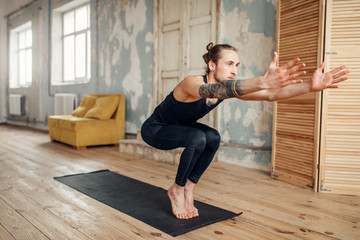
[51, 0, 90, 85]
[62, 4, 90, 82]
[9, 21, 32, 88]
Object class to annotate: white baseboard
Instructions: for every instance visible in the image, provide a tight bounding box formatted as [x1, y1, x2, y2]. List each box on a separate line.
[6, 120, 49, 132]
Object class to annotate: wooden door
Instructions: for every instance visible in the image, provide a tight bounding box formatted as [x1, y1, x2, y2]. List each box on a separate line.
[185, 0, 217, 126]
[271, 0, 326, 190]
[158, 0, 183, 103]
[157, 0, 217, 127]
[318, 0, 360, 195]
[184, 0, 216, 77]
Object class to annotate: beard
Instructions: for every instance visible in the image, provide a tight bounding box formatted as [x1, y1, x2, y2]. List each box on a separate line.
[213, 71, 228, 82]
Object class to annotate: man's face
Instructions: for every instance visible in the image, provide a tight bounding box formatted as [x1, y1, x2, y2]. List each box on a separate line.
[213, 50, 240, 81]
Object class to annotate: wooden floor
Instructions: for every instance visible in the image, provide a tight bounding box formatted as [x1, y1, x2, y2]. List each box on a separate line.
[0, 124, 359, 240]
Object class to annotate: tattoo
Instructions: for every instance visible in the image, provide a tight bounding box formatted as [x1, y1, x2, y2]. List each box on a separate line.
[198, 80, 245, 99]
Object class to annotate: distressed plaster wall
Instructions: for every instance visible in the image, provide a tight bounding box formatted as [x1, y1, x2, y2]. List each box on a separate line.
[97, 0, 153, 133]
[217, 0, 277, 171]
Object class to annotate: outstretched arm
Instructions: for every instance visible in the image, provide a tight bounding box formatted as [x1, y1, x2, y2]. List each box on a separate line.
[239, 62, 350, 101]
[198, 52, 306, 99]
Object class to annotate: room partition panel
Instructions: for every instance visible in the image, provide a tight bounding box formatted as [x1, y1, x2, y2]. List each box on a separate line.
[271, 0, 360, 195]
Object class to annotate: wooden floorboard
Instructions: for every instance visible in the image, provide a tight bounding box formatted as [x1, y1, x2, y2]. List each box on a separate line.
[0, 124, 359, 240]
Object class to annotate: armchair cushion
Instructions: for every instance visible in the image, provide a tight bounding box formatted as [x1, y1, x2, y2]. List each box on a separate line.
[72, 95, 98, 117]
[84, 95, 119, 120]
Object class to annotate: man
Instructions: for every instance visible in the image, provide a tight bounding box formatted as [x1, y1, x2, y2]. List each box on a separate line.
[141, 43, 349, 219]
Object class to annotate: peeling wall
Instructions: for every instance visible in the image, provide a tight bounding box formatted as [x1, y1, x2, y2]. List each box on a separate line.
[217, 0, 277, 171]
[97, 0, 153, 133]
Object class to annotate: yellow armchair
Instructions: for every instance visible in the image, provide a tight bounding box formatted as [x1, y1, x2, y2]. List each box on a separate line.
[48, 94, 125, 150]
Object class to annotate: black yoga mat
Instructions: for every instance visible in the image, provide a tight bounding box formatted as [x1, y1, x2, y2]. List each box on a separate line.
[54, 169, 242, 237]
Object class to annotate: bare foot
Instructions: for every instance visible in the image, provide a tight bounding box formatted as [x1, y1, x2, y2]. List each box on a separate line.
[184, 180, 199, 218]
[167, 183, 189, 219]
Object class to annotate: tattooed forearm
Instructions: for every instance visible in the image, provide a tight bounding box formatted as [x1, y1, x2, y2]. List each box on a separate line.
[198, 80, 246, 99]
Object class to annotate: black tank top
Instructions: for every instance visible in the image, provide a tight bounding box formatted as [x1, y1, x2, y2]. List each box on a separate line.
[150, 75, 223, 125]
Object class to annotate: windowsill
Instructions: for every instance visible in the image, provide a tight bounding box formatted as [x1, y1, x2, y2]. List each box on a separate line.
[51, 79, 90, 86]
[10, 84, 32, 89]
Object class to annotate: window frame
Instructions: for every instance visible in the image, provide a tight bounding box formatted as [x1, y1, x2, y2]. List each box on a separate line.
[62, 3, 91, 83]
[9, 21, 33, 88]
[51, 0, 91, 86]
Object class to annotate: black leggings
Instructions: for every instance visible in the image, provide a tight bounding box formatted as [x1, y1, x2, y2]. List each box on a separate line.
[141, 119, 221, 186]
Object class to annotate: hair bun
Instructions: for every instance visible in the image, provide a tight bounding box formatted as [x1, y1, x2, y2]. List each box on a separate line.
[206, 42, 214, 52]
[203, 42, 237, 74]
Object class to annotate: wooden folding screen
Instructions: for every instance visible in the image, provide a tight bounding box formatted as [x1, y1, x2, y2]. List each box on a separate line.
[319, 0, 360, 195]
[272, 0, 360, 195]
[271, 0, 325, 190]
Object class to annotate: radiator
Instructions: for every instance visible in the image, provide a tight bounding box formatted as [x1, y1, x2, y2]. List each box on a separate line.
[9, 94, 25, 116]
[54, 93, 78, 115]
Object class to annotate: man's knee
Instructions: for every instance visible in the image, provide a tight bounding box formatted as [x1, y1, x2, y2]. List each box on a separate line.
[206, 130, 221, 150]
[189, 131, 207, 151]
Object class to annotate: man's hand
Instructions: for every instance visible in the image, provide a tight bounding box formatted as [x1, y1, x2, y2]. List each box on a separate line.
[310, 61, 350, 92]
[262, 52, 307, 90]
